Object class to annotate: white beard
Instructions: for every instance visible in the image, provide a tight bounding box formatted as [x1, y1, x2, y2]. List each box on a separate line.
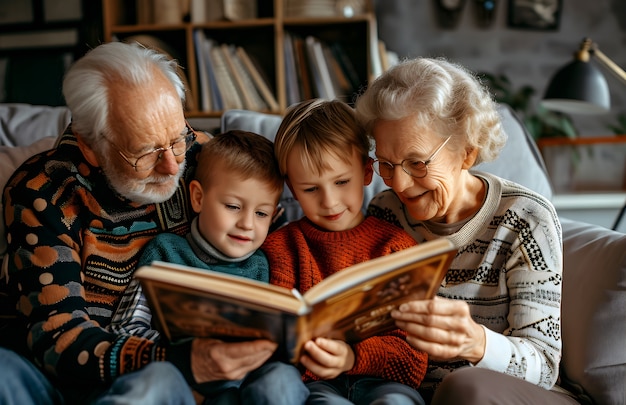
[100, 158, 186, 205]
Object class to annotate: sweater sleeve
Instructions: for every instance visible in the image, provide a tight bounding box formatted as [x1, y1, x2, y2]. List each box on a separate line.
[349, 329, 428, 389]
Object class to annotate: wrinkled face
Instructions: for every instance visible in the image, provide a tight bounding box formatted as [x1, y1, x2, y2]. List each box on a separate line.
[286, 145, 372, 232]
[189, 172, 280, 258]
[372, 116, 465, 223]
[98, 69, 187, 205]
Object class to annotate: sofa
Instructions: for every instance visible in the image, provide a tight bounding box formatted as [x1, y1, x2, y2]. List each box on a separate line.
[1, 103, 624, 405]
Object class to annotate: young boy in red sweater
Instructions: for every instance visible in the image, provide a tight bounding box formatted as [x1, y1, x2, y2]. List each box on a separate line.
[261, 99, 427, 405]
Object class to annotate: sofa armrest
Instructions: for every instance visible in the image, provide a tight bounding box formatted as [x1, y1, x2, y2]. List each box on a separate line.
[559, 217, 626, 405]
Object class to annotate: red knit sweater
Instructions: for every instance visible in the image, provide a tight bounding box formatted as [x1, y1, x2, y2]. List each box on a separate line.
[261, 216, 428, 389]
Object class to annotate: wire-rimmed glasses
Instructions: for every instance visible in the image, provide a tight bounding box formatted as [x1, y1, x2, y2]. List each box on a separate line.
[104, 123, 197, 172]
[373, 136, 451, 179]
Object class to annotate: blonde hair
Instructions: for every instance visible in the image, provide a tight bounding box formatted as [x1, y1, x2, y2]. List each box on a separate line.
[354, 57, 506, 165]
[274, 99, 371, 177]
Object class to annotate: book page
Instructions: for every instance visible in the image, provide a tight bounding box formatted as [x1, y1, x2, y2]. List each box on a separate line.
[300, 238, 456, 346]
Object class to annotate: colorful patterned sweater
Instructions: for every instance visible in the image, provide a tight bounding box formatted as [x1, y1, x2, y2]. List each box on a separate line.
[261, 215, 428, 389]
[367, 172, 563, 392]
[0, 132, 200, 385]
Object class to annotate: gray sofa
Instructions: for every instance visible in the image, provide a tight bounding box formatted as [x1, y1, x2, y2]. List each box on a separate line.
[0, 103, 624, 405]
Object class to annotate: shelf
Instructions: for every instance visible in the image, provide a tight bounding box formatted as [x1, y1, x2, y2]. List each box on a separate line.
[102, 0, 378, 118]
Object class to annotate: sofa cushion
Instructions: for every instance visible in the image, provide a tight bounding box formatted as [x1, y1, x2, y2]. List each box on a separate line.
[0, 103, 70, 147]
[559, 217, 626, 405]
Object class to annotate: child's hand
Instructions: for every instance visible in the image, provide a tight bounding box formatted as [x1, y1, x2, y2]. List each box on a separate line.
[299, 337, 355, 379]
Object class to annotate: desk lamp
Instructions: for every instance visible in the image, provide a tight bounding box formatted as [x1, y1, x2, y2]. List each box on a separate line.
[541, 38, 626, 115]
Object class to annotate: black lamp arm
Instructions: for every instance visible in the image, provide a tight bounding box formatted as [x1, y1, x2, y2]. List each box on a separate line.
[584, 38, 626, 86]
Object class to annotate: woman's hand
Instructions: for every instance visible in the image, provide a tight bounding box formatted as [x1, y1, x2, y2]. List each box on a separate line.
[191, 338, 277, 383]
[299, 337, 355, 379]
[392, 297, 486, 364]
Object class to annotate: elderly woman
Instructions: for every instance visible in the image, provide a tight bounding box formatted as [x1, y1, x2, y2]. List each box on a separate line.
[354, 58, 578, 405]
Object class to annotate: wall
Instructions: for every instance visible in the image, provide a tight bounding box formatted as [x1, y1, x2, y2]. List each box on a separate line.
[373, 0, 626, 136]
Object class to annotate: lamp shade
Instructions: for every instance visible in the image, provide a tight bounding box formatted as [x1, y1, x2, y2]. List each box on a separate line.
[541, 59, 611, 115]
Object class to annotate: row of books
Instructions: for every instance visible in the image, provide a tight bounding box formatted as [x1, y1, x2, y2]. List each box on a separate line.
[193, 30, 279, 113]
[190, 0, 257, 23]
[284, 32, 362, 106]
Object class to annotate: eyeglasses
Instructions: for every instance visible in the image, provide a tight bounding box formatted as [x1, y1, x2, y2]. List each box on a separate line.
[104, 123, 197, 172]
[373, 136, 451, 179]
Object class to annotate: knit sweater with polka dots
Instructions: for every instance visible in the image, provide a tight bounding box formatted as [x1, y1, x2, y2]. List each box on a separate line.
[0, 132, 199, 386]
[261, 215, 428, 389]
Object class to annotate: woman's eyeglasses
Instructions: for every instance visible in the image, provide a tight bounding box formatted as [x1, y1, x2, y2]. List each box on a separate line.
[373, 136, 451, 179]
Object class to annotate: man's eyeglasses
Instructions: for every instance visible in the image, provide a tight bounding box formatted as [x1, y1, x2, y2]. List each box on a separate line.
[104, 123, 197, 172]
[373, 136, 451, 179]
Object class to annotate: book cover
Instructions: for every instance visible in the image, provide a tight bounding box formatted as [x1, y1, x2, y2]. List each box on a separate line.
[135, 237, 457, 363]
[236, 46, 280, 112]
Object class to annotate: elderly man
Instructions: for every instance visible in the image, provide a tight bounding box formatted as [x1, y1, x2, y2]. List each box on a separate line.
[0, 41, 277, 404]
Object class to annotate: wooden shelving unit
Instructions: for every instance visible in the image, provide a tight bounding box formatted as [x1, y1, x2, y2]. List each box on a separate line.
[102, 0, 378, 118]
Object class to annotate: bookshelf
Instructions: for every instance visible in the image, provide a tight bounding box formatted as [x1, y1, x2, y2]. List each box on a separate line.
[102, 0, 379, 118]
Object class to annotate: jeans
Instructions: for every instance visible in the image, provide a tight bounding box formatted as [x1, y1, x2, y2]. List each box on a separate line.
[307, 376, 425, 405]
[92, 362, 196, 405]
[0, 348, 64, 405]
[198, 361, 309, 405]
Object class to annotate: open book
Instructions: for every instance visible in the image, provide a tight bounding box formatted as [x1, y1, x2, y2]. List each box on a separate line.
[135, 237, 457, 363]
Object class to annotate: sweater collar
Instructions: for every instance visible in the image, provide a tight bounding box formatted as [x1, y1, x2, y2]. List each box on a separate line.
[186, 217, 253, 264]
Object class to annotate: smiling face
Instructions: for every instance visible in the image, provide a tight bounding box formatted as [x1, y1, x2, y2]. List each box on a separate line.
[189, 170, 280, 259]
[372, 115, 482, 224]
[286, 144, 373, 232]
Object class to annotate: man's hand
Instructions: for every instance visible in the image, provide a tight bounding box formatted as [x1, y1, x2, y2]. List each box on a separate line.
[191, 338, 278, 383]
[299, 337, 354, 379]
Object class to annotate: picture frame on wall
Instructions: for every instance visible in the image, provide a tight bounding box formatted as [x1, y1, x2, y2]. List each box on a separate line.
[507, 0, 562, 30]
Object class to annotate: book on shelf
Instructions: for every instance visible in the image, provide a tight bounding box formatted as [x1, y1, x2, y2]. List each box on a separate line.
[136, 0, 153, 24]
[193, 30, 212, 112]
[329, 42, 362, 93]
[201, 38, 223, 112]
[210, 41, 244, 110]
[320, 41, 353, 101]
[305, 36, 335, 100]
[220, 43, 266, 111]
[236, 46, 280, 112]
[135, 237, 457, 363]
[190, 0, 256, 23]
[283, 32, 301, 105]
[292, 34, 314, 101]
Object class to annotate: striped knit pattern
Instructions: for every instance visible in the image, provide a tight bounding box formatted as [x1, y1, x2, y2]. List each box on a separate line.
[261, 215, 428, 389]
[367, 171, 563, 391]
[1, 132, 199, 384]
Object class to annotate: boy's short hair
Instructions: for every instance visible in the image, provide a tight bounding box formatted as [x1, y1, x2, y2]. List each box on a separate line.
[196, 130, 283, 196]
[273, 99, 371, 176]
